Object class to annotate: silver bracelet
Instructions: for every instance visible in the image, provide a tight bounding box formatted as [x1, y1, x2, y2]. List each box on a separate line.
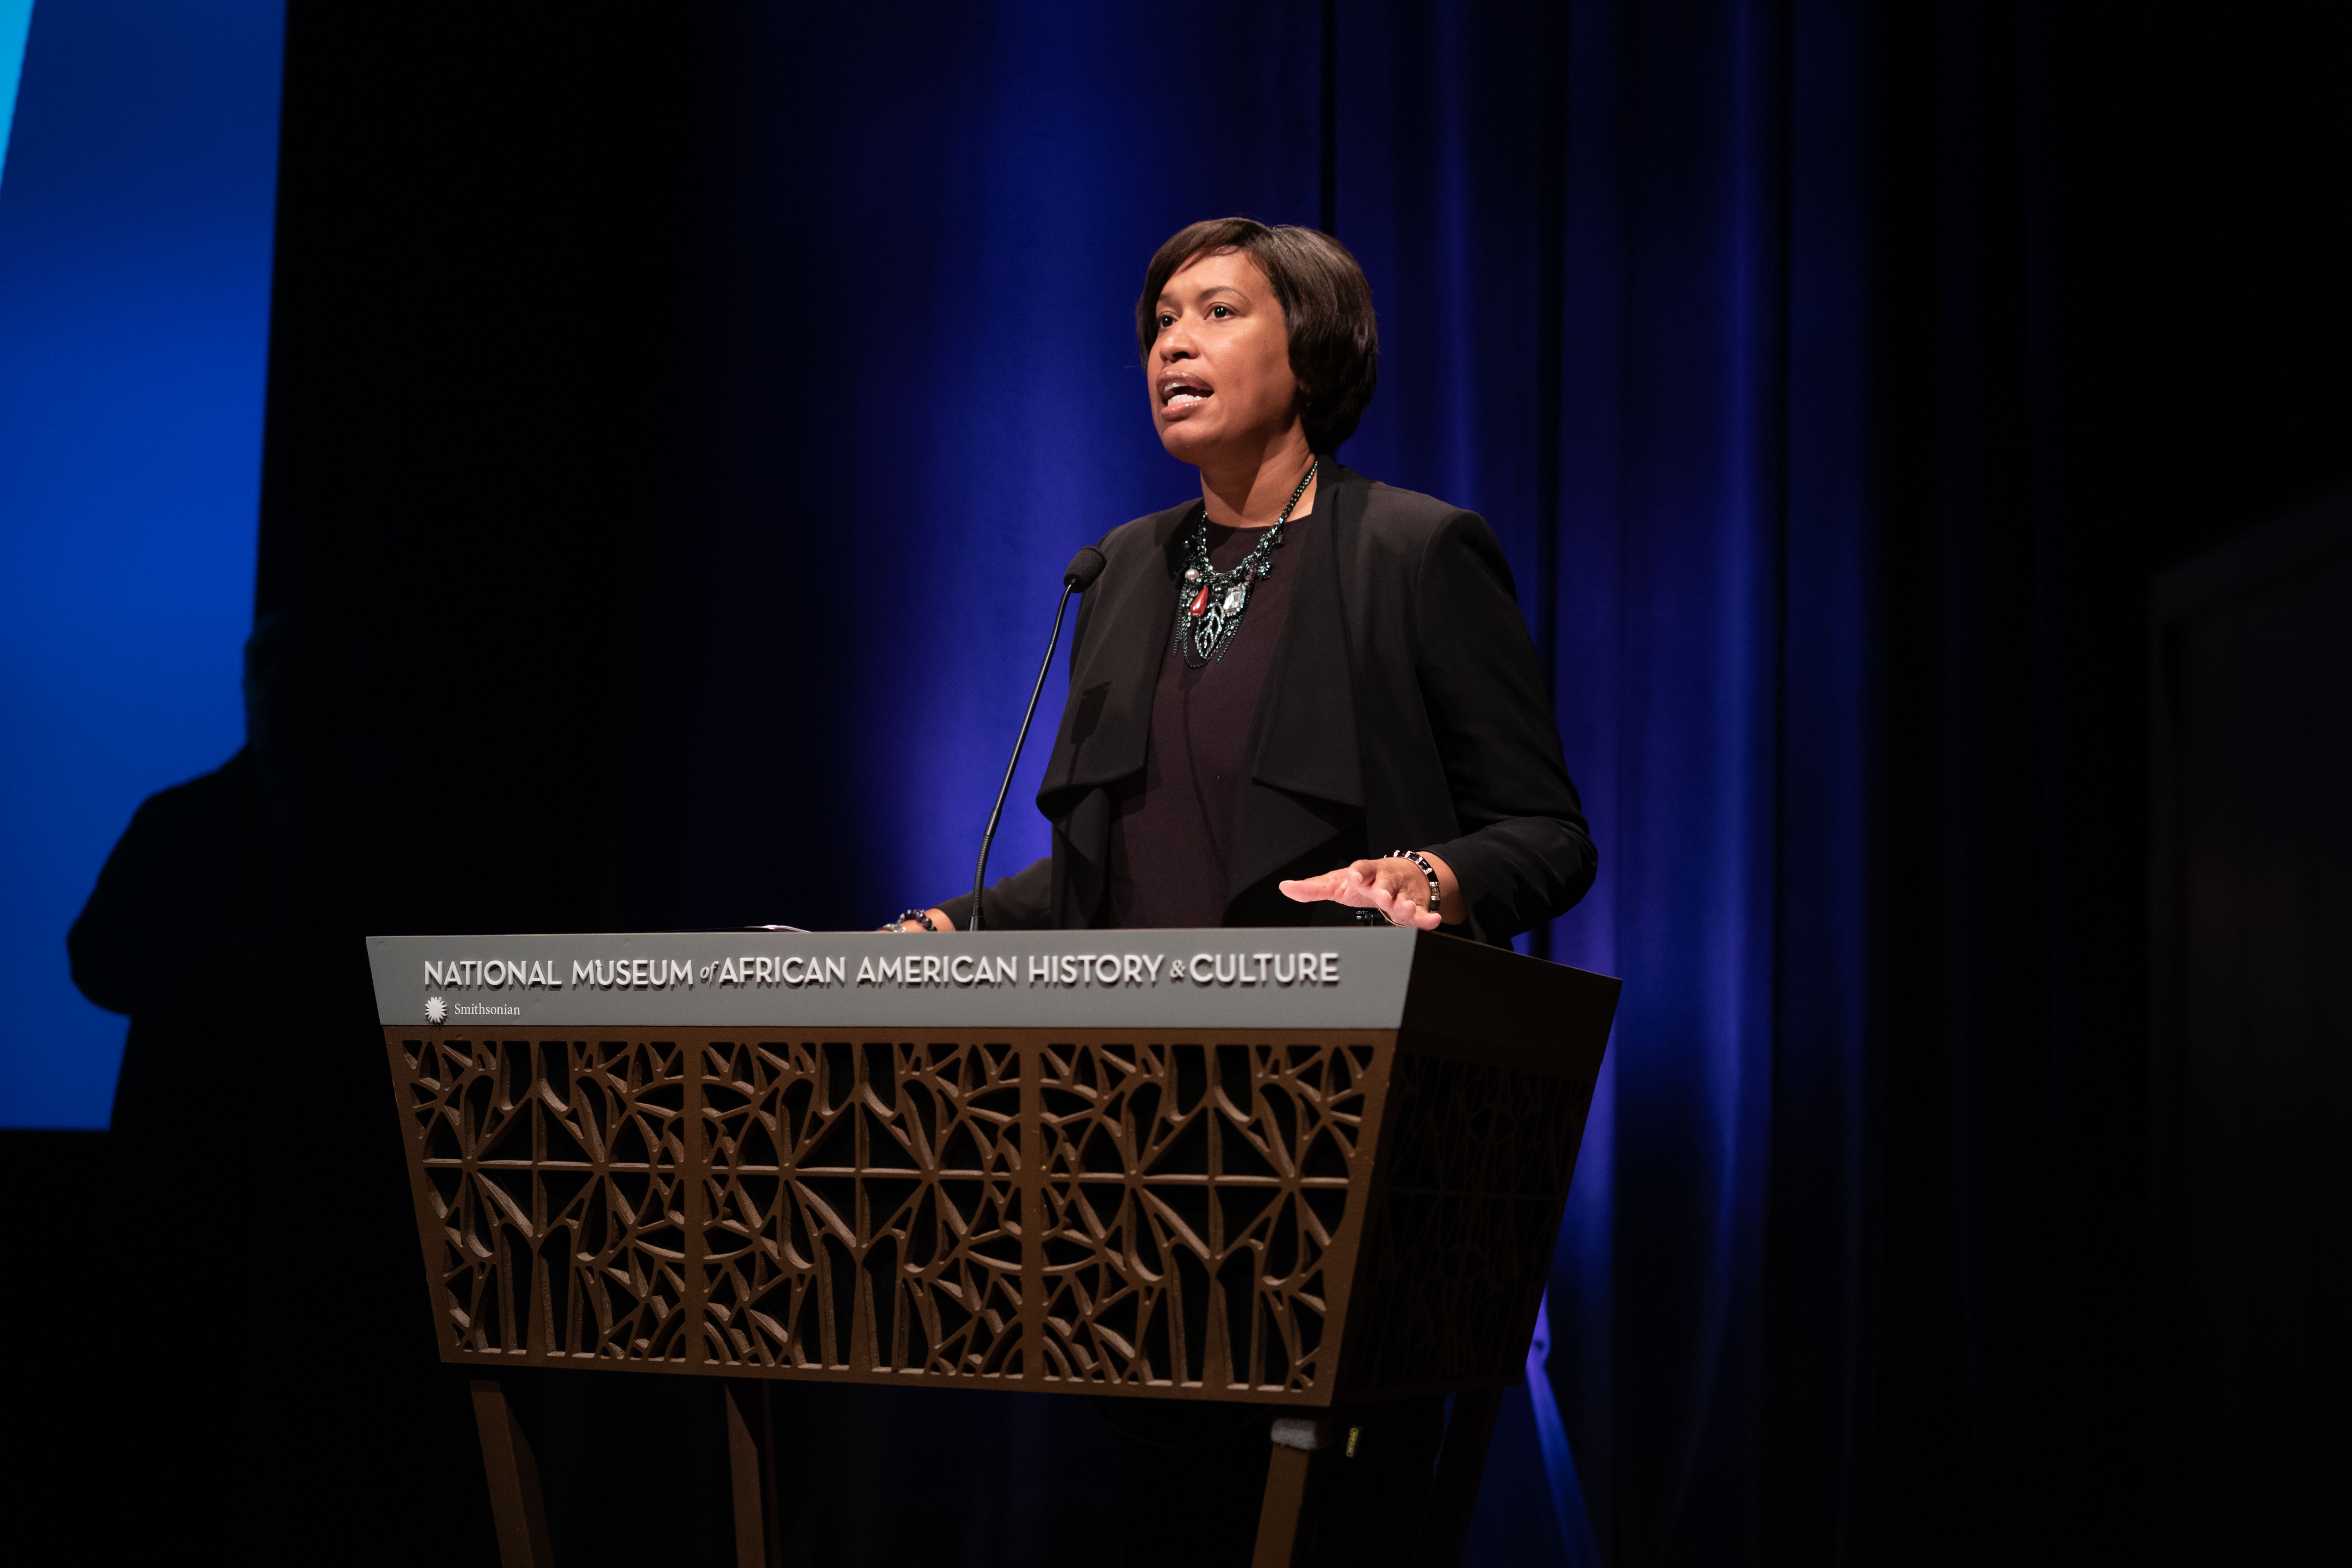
[1385, 851, 1442, 918]
[888, 908, 937, 932]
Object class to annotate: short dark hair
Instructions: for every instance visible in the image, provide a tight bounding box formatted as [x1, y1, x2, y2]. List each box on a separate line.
[1136, 218, 1379, 453]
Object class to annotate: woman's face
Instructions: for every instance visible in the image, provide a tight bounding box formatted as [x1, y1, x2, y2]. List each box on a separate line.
[1148, 249, 1300, 465]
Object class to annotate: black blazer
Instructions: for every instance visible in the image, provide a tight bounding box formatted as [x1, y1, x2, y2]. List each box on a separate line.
[937, 464, 1595, 947]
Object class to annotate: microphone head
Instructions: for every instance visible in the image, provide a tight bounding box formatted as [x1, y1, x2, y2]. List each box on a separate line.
[1063, 546, 1108, 591]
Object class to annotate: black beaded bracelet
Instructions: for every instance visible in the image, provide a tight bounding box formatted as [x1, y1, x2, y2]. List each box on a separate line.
[891, 908, 938, 932]
[1385, 850, 1442, 919]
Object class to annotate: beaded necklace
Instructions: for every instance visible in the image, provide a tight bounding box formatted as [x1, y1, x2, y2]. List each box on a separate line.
[1173, 457, 1319, 667]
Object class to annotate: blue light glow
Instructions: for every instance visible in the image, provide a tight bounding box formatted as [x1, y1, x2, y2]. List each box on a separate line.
[0, 0, 284, 1126]
[0, 2, 30, 185]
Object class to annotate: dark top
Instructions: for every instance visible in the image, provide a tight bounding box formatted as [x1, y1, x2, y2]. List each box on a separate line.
[937, 464, 1595, 947]
[1101, 515, 1302, 928]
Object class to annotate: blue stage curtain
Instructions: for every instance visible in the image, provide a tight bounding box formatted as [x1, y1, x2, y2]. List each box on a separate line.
[1334, 4, 1873, 1559]
[593, 1, 1325, 931]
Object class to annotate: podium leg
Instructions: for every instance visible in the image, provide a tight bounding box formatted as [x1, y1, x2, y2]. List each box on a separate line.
[470, 1378, 555, 1568]
[1252, 1416, 1336, 1568]
[725, 1379, 783, 1568]
[1417, 1388, 1504, 1568]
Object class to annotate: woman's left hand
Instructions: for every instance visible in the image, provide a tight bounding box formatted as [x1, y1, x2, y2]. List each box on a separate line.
[1278, 854, 1458, 929]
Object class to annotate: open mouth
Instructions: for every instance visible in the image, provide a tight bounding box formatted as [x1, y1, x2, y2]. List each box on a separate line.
[1159, 379, 1211, 408]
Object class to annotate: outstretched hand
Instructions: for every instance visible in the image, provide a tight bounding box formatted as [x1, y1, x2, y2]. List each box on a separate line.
[1279, 857, 1449, 930]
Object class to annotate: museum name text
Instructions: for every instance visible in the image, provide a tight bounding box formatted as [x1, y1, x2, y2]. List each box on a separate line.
[421, 950, 1345, 993]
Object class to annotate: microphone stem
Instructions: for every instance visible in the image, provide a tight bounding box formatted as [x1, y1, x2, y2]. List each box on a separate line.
[971, 581, 1076, 931]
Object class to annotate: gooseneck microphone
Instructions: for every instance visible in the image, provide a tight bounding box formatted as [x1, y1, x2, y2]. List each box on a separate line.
[970, 546, 1108, 930]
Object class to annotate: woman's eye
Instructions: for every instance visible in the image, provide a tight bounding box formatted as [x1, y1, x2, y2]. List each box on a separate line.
[1210, 305, 1232, 318]
[1158, 314, 1175, 329]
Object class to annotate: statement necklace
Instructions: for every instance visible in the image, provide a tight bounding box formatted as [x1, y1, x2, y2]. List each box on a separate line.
[1174, 458, 1319, 667]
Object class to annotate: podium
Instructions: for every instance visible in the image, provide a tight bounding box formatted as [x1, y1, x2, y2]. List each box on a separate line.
[368, 926, 1617, 1567]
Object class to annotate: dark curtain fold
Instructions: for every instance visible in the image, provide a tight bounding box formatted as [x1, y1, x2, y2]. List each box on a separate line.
[223, 1, 2349, 1563]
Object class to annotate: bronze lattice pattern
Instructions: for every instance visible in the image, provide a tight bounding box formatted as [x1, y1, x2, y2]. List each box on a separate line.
[700, 1039, 1027, 1378]
[1035, 1040, 1371, 1393]
[406, 1037, 694, 1362]
[388, 1027, 1593, 1403]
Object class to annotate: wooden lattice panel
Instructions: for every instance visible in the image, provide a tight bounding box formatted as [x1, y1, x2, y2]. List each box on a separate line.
[1034, 1039, 1374, 1393]
[389, 1024, 1586, 1403]
[405, 1037, 694, 1362]
[698, 1038, 1028, 1378]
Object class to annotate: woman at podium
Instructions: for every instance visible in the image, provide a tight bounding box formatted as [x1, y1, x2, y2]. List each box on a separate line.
[891, 217, 1592, 944]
